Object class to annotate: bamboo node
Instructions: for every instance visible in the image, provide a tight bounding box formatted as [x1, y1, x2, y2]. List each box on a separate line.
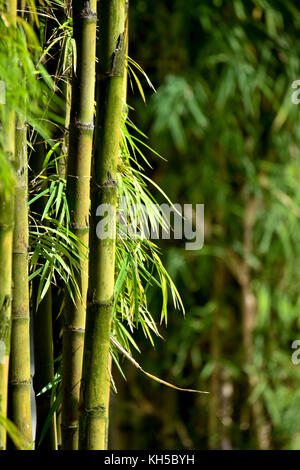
[103, 171, 117, 187]
[82, 404, 106, 417]
[64, 325, 85, 334]
[79, 5, 97, 20]
[70, 224, 90, 231]
[92, 171, 117, 191]
[61, 424, 78, 430]
[11, 315, 29, 321]
[97, 33, 126, 79]
[9, 379, 31, 387]
[87, 298, 114, 308]
[73, 120, 94, 131]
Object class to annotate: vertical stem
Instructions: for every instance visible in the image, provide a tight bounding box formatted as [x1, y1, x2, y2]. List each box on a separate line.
[241, 197, 270, 450]
[9, 119, 32, 446]
[52, 1, 72, 447]
[32, 286, 57, 449]
[79, 0, 126, 450]
[58, 0, 72, 180]
[123, 0, 129, 101]
[8, 0, 32, 446]
[105, 0, 128, 450]
[0, 192, 14, 451]
[61, 0, 97, 450]
[208, 147, 228, 450]
[0, 0, 16, 449]
[0, 192, 14, 450]
[208, 265, 222, 450]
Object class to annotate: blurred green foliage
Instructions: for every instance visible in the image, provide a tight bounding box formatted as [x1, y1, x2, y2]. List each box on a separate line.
[110, 0, 300, 450]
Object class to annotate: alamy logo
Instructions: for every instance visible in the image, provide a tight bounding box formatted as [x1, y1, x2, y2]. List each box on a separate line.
[95, 197, 204, 251]
[291, 80, 300, 104]
[291, 340, 300, 364]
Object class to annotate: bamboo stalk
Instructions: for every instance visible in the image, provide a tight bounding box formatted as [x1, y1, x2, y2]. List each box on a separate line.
[0, 0, 17, 450]
[0, 191, 14, 451]
[208, 263, 222, 450]
[32, 285, 57, 449]
[0, 189, 14, 451]
[79, 0, 126, 450]
[105, 0, 128, 449]
[9, 119, 32, 447]
[123, 0, 129, 101]
[61, 0, 97, 450]
[241, 197, 270, 450]
[8, 0, 32, 447]
[50, 1, 72, 448]
[208, 147, 228, 450]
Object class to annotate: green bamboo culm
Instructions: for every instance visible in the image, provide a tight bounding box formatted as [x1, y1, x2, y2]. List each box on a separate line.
[9, 119, 32, 447]
[0, 184, 14, 451]
[0, 187, 14, 451]
[0, 0, 16, 450]
[79, 0, 126, 450]
[32, 287, 57, 449]
[61, 0, 97, 450]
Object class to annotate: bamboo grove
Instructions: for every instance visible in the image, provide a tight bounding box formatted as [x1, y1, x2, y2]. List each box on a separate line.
[0, 0, 191, 450]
